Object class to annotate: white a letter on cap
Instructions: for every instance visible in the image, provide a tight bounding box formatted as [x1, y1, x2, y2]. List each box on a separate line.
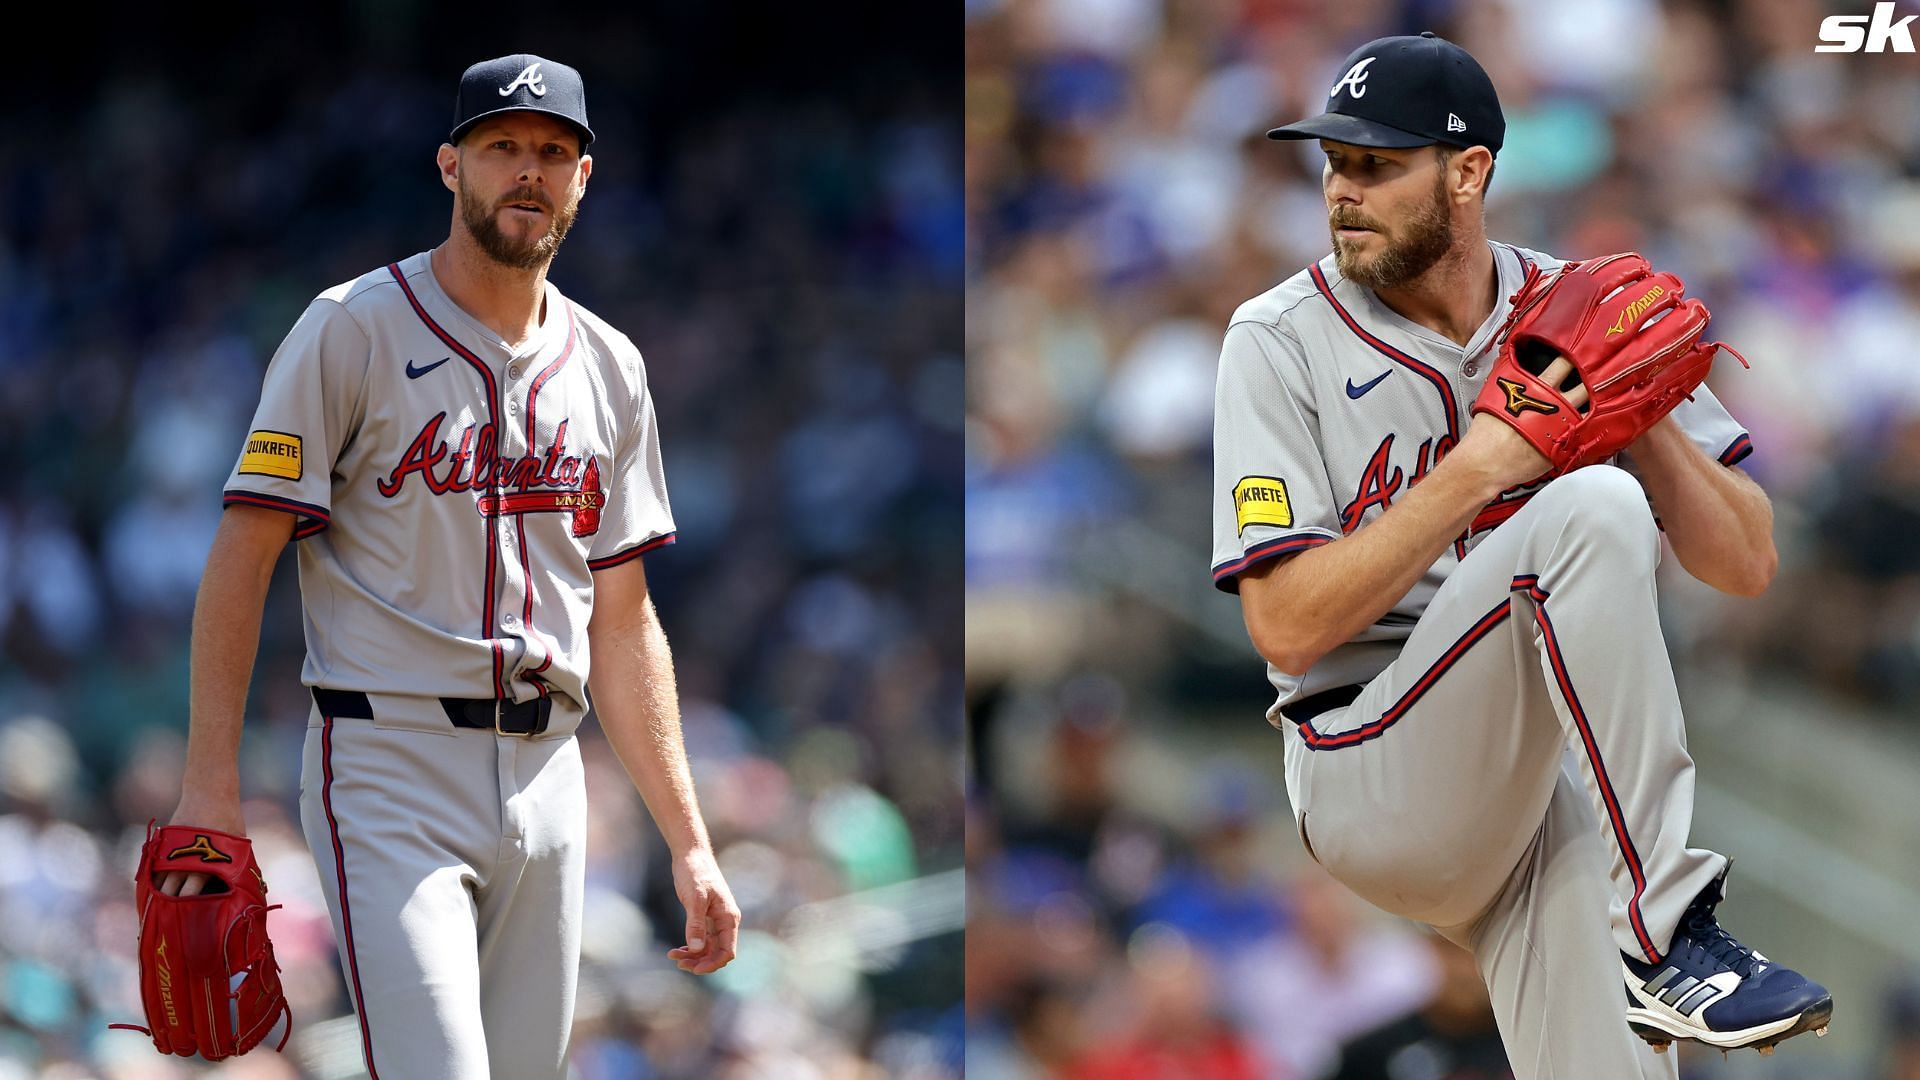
[1330, 57, 1377, 100]
[500, 63, 548, 97]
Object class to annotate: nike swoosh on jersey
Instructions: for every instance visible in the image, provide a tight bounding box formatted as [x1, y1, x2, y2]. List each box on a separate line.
[1346, 370, 1392, 398]
[406, 356, 452, 379]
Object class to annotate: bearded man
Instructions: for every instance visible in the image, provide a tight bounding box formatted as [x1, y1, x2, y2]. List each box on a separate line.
[164, 54, 739, 1078]
[1209, 31, 1830, 1079]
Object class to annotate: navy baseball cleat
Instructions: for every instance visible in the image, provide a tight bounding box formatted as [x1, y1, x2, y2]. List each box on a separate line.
[1622, 872, 1832, 1056]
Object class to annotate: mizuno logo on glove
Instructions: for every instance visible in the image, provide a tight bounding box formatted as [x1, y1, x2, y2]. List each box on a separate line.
[167, 835, 234, 863]
[1498, 378, 1558, 417]
[154, 939, 178, 1028]
[1607, 285, 1667, 336]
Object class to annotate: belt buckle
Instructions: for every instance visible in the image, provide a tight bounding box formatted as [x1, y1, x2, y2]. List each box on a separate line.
[493, 698, 548, 738]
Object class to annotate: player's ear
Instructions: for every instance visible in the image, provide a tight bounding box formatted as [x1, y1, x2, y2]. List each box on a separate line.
[436, 143, 460, 193]
[1451, 146, 1494, 204]
[578, 154, 592, 186]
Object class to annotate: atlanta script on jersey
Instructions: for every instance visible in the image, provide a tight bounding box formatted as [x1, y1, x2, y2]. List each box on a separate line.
[225, 251, 676, 712]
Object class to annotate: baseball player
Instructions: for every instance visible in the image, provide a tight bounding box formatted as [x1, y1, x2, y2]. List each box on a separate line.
[157, 55, 739, 1077]
[1212, 33, 1831, 1076]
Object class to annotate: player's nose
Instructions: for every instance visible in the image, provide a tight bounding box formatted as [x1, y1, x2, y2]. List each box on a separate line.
[1323, 166, 1361, 206]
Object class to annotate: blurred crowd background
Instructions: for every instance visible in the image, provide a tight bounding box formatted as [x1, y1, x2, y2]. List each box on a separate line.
[0, 4, 963, 1078]
[967, 0, 1920, 1077]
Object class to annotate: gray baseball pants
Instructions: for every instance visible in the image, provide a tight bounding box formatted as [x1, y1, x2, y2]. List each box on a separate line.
[299, 696, 587, 1080]
[1283, 465, 1729, 1078]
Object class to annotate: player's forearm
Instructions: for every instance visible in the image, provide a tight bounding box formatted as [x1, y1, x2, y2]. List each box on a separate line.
[588, 604, 712, 857]
[184, 521, 285, 801]
[1628, 420, 1776, 596]
[1244, 446, 1509, 671]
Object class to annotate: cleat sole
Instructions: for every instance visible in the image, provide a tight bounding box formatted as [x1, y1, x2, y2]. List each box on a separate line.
[1630, 997, 1833, 1054]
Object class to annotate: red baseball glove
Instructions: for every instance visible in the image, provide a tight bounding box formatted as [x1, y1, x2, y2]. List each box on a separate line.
[1471, 252, 1746, 475]
[111, 823, 292, 1060]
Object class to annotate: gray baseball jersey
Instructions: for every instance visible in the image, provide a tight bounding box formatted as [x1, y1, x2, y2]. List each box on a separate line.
[225, 249, 675, 714]
[1212, 243, 1748, 1079]
[1211, 242, 1750, 714]
[227, 250, 674, 1078]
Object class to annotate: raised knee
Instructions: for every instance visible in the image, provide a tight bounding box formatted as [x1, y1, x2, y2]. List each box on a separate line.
[1540, 463, 1646, 511]
[1532, 465, 1657, 550]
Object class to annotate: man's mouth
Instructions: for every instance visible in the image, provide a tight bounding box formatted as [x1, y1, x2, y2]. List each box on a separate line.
[504, 201, 547, 215]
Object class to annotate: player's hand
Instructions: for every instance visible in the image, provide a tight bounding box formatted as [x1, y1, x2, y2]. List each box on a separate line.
[667, 845, 740, 975]
[158, 792, 245, 898]
[1460, 354, 1590, 490]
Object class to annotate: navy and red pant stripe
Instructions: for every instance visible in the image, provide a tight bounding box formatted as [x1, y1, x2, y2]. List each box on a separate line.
[1292, 574, 1663, 963]
[1513, 574, 1661, 963]
[317, 700, 381, 1078]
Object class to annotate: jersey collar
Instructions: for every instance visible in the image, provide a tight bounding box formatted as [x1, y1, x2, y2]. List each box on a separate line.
[1349, 241, 1529, 361]
[408, 250, 572, 364]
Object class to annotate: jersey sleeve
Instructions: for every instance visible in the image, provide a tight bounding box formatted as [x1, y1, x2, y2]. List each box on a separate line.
[222, 298, 369, 539]
[585, 349, 676, 571]
[1211, 320, 1341, 593]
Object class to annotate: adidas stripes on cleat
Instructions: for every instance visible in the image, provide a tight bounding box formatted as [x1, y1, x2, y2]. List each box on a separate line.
[1622, 873, 1832, 1053]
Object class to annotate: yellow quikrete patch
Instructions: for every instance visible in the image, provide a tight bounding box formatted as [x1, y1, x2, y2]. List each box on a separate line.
[1234, 476, 1293, 533]
[239, 430, 303, 480]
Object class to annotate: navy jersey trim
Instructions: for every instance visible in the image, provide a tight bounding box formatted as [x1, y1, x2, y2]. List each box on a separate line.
[387, 263, 507, 698]
[1495, 242, 1539, 280]
[587, 532, 677, 571]
[1309, 261, 1462, 449]
[515, 304, 578, 701]
[1718, 433, 1753, 467]
[224, 490, 331, 539]
[1211, 533, 1332, 593]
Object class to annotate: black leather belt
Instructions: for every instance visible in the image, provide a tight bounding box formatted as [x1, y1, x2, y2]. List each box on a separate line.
[1284, 683, 1364, 725]
[311, 688, 552, 736]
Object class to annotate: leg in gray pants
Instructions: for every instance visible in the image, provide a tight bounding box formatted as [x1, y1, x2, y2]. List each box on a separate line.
[1284, 466, 1725, 1078]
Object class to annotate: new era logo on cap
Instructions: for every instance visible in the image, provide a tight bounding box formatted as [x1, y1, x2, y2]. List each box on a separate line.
[1269, 32, 1505, 155]
[449, 54, 594, 151]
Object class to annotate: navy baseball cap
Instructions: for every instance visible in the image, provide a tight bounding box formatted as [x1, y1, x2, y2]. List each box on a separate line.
[449, 54, 594, 152]
[1268, 32, 1504, 155]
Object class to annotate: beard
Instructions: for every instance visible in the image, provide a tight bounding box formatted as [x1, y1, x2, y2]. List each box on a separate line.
[1330, 171, 1455, 290]
[458, 177, 580, 270]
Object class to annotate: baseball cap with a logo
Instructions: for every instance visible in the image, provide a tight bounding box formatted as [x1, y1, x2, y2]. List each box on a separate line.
[1268, 32, 1504, 155]
[449, 54, 595, 152]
